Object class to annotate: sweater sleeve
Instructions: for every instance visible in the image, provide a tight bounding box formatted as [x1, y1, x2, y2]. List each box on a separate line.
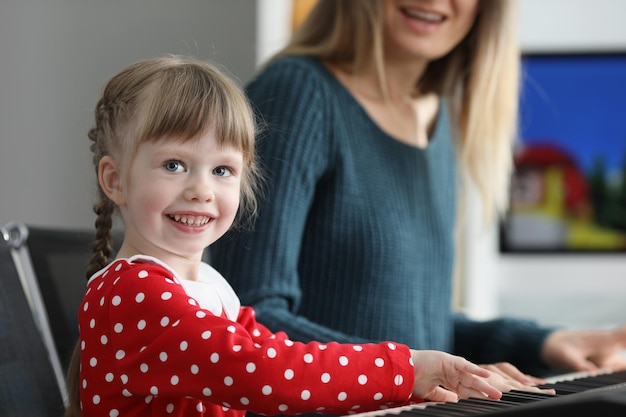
[452, 313, 555, 376]
[88, 262, 414, 415]
[211, 57, 373, 345]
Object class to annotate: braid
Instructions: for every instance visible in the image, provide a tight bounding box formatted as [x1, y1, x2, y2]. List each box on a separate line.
[89, 99, 113, 173]
[86, 197, 114, 279]
[84, 95, 117, 280]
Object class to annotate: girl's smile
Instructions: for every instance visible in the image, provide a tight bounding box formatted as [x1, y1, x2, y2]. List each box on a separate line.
[166, 213, 214, 228]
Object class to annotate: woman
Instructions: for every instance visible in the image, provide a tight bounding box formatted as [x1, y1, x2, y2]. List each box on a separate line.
[211, 0, 626, 387]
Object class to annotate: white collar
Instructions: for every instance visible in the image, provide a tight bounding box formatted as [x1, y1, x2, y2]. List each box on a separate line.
[92, 255, 241, 321]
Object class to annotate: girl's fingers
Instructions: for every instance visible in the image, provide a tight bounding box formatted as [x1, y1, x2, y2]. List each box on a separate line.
[460, 372, 502, 400]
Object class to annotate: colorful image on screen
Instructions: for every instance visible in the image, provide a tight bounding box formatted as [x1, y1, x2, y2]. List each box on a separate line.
[501, 52, 626, 252]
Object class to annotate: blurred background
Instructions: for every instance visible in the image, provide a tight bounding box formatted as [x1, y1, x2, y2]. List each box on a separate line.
[1, 0, 625, 330]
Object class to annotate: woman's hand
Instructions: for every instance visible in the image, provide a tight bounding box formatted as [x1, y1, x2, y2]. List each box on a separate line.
[542, 325, 626, 373]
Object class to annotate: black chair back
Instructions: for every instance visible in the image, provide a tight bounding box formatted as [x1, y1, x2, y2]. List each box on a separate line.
[24, 224, 122, 372]
[0, 223, 67, 417]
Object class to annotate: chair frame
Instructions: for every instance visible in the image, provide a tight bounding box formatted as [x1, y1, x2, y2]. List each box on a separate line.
[1, 221, 69, 408]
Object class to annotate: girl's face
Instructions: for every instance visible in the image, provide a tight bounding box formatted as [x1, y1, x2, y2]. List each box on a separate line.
[383, 0, 480, 63]
[115, 130, 243, 265]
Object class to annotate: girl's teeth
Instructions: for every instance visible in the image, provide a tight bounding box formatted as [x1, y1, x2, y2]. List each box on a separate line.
[170, 215, 210, 226]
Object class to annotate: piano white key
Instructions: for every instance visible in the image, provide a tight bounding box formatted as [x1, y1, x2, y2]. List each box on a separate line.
[543, 368, 611, 384]
[344, 401, 440, 416]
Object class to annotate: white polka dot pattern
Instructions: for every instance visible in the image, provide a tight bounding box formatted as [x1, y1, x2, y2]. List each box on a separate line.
[78, 259, 414, 417]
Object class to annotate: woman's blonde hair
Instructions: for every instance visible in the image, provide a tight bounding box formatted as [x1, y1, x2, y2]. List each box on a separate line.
[64, 56, 260, 417]
[275, 0, 520, 221]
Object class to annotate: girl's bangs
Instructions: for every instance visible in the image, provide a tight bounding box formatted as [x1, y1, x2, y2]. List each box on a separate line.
[137, 64, 255, 156]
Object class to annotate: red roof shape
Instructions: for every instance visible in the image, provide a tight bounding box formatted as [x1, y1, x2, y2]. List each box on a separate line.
[515, 141, 578, 168]
[514, 141, 588, 208]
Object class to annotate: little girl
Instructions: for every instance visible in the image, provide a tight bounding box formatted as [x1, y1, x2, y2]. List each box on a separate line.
[64, 56, 504, 417]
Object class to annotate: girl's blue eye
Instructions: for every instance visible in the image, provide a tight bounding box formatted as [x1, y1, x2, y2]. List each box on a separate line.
[164, 160, 184, 173]
[213, 166, 232, 177]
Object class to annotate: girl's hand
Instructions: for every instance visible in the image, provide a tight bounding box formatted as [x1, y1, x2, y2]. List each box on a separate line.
[409, 350, 502, 403]
[479, 362, 553, 387]
[479, 362, 556, 395]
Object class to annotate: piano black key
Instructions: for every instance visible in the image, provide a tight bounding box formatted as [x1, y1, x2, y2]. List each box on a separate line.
[439, 402, 505, 414]
[576, 374, 626, 386]
[427, 402, 494, 414]
[461, 397, 519, 409]
[397, 407, 453, 416]
[456, 401, 506, 410]
[551, 381, 608, 394]
[538, 384, 583, 395]
[499, 390, 556, 404]
[539, 371, 626, 396]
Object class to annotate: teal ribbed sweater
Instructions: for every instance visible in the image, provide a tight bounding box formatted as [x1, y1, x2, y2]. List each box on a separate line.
[211, 56, 552, 375]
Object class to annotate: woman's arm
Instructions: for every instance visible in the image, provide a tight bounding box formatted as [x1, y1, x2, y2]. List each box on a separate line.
[452, 313, 554, 375]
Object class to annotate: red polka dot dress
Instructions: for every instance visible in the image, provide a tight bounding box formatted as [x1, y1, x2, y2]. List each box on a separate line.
[78, 255, 415, 416]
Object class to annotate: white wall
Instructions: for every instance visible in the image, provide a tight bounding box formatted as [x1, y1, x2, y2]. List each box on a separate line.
[0, 0, 259, 231]
[255, 0, 292, 67]
[463, 0, 626, 330]
[519, 0, 626, 52]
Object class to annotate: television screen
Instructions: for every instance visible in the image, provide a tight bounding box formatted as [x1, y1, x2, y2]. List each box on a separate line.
[500, 51, 626, 253]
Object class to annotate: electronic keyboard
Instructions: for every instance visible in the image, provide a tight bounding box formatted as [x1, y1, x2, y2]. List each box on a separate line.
[346, 369, 626, 416]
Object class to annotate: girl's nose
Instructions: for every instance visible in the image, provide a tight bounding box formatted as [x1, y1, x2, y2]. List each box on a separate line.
[183, 178, 214, 202]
